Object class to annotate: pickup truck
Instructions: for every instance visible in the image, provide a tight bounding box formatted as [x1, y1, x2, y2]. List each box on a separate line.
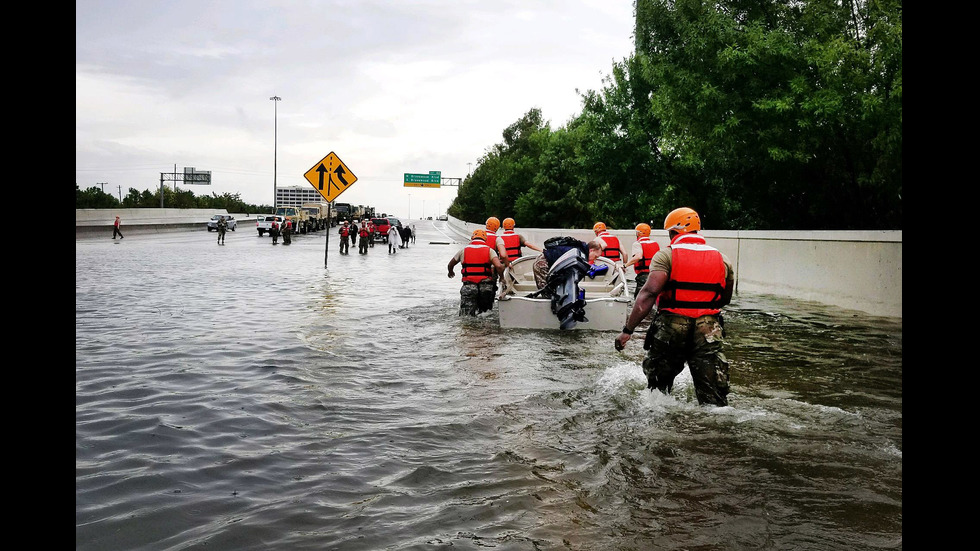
[256, 214, 285, 236]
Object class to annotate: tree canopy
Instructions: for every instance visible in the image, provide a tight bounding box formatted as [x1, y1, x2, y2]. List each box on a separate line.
[449, 0, 901, 230]
[75, 184, 271, 213]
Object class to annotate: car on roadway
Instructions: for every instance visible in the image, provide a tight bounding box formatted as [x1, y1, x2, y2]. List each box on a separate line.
[436, 214, 448, 221]
[256, 214, 285, 237]
[207, 215, 236, 232]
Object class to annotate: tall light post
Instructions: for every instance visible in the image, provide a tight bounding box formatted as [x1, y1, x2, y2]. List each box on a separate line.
[270, 95, 281, 209]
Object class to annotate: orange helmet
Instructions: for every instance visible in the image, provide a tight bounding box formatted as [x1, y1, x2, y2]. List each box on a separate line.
[471, 229, 487, 241]
[664, 207, 701, 234]
[635, 223, 651, 237]
[502, 217, 515, 230]
[593, 222, 607, 232]
[485, 217, 501, 231]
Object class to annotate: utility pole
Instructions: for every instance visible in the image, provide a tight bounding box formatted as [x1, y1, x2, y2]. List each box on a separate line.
[270, 95, 281, 209]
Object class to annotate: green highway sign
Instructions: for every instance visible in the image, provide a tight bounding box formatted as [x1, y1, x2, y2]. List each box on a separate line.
[404, 171, 441, 187]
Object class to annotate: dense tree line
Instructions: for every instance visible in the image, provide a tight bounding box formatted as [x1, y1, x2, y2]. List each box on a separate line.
[75, 184, 272, 214]
[450, 0, 901, 230]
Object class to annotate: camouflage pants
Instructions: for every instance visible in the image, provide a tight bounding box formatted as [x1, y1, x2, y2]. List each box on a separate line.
[642, 312, 730, 406]
[532, 256, 551, 296]
[633, 272, 649, 299]
[459, 280, 496, 316]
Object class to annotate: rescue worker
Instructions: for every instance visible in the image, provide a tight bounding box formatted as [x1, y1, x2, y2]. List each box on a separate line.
[338, 221, 351, 254]
[614, 207, 735, 406]
[271, 219, 280, 245]
[447, 229, 505, 316]
[216, 215, 227, 245]
[592, 222, 623, 263]
[358, 222, 371, 254]
[622, 223, 661, 299]
[484, 216, 510, 300]
[282, 218, 293, 245]
[484, 217, 510, 265]
[361, 219, 378, 247]
[497, 217, 543, 263]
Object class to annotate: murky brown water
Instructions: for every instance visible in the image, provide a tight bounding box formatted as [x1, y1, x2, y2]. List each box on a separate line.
[76, 222, 902, 550]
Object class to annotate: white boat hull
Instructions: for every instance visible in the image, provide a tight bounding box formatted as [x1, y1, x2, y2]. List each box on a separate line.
[496, 254, 633, 331]
[498, 294, 631, 330]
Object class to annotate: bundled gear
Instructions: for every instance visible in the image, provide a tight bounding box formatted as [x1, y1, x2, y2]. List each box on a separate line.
[532, 236, 592, 329]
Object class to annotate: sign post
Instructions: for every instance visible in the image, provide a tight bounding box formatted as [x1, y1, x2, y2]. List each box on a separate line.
[305, 152, 358, 267]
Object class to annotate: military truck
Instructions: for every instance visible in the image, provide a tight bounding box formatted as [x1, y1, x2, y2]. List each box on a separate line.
[274, 206, 311, 234]
[301, 203, 329, 232]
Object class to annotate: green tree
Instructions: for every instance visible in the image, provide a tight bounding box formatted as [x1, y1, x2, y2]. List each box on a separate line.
[75, 184, 121, 208]
[634, 0, 902, 229]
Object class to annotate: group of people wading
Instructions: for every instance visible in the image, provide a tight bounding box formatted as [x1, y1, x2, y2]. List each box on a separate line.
[447, 207, 735, 408]
[336, 219, 415, 255]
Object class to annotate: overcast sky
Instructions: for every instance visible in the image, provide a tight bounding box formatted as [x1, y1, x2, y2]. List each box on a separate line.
[76, 0, 635, 218]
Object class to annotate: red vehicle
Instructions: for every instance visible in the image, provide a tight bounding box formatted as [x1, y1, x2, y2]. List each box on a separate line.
[370, 217, 393, 243]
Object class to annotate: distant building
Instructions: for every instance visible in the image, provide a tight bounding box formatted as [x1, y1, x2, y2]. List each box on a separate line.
[276, 186, 323, 208]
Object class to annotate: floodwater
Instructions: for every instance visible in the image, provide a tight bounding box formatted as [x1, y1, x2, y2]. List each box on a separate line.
[76, 221, 902, 550]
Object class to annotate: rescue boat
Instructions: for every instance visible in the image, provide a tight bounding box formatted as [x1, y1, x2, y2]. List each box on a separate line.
[497, 254, 632, 330]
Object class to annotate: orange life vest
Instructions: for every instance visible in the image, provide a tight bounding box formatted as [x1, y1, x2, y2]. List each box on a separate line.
[461, 240, 493, 283]
[340, 226, 349, 237]
[598, 231, 622, 262]
[633, 237, 661, 274]
[498, 230, 522, 260]
[359, 227, 370, 238]
[658, 233, 727, 318]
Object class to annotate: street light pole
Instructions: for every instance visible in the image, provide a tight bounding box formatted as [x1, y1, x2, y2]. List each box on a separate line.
[270, 95, 281, 209]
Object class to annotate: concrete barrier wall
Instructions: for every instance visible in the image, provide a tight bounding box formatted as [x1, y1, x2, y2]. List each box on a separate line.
[75, 208, 259, 227]
[446, 216, 902, 319]
[76, 209, 257, 235]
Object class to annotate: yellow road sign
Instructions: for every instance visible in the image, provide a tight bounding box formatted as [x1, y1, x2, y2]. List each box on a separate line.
[304, 152, 357, 202]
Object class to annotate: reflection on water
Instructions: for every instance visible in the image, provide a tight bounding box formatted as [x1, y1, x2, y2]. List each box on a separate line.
[76, 224, 901, 550]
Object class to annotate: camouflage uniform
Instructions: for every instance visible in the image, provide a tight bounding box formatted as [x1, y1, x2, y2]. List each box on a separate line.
[459, 280, 496, 316]
[642, 312, 730, 406]
[632, 272, 649, 299]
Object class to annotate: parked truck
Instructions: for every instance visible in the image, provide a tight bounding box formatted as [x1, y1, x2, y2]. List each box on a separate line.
[301, 203, 329, 232]
[274, 206, 311, 234]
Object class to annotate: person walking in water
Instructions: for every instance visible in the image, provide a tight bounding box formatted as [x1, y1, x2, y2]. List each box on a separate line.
[216, 216, 227, 245]
[387, 224, 401, 254]
[496, 217, 543, 263]
[271, 219, 280, 245]
[614, 207, 735, 406]
[447, 229, 505, 316]
[358, 222, 371, 254]
[112, 216, 124, 239]
[622, 223, 661, 299]
[338, 221, 351, 254]
[592, 222, 622, 264]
